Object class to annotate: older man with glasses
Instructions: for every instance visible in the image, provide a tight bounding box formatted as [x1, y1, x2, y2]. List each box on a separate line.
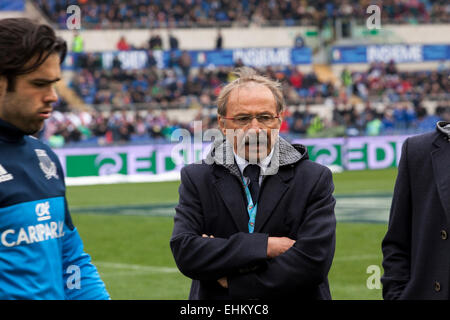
[170, 67, 336, 300]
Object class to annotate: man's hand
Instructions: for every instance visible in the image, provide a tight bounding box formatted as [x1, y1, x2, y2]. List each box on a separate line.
[267, 237, 296, 258]
[217, 277, 228, 288]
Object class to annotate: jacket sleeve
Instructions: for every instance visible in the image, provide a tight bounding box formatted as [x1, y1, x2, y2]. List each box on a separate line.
[62, 199, 110, 300]
[227, 167, 336, 299]
[381, 139, 412, 300]
[170, 166, 269, 281]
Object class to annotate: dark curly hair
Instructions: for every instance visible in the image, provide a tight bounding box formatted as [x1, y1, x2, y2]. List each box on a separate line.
[0, 18, 67, 92]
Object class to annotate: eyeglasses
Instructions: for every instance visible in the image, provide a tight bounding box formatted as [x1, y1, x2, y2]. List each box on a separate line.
[222, 114, 280, 126]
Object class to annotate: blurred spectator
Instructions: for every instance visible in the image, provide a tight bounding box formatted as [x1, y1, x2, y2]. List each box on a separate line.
[341, 67, 352, 98]
[294, 33, 305, 48]
[437, 104, 450, 122]
[112, 55, 122, 69]
[116, 36, 130, 51]
[72, 31, 84, 53]
[146, 50, 158, 68]
[234, 58, 245, 68]
[149, 33, 163, 50]
[290, 117, 307, 134]
[168, 31, 179, 50]
[178, 51, 192, 78]
[289, 68, 303, 89]
[381, 108, 396, 133]
[385, 60, 398, 75]
[365, 112, 382, 136]
[306, 115, 324, 137]
[215, 28, 223, 50]
[414, 106, 437, 132]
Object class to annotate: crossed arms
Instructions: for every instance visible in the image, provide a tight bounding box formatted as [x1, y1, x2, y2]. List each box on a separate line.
[170, 166, 336, 299]
[201, 234, 295, 289]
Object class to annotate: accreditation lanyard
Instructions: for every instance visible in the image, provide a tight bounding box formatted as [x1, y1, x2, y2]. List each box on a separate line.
[242, 176, 257, 233]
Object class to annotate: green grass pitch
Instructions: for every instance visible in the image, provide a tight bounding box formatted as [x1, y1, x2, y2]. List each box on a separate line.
[66, 168, 397, 300]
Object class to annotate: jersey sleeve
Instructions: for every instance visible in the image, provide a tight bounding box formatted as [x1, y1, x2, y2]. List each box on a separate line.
[54, 147, 110, 300]
[62, 199, 110, 300]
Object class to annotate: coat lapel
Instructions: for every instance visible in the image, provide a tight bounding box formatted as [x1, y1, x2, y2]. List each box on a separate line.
[213, 166, 249, 232]
[254, 166, 293, 232]
[431, 135, 450, 221]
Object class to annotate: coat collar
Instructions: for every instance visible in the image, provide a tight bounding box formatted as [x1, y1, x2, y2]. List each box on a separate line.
[436, 121, 450, 141]
[206, 135, 307, 180]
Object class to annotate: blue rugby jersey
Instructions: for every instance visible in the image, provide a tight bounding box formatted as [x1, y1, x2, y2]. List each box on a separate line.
[0, 118, 110, 300]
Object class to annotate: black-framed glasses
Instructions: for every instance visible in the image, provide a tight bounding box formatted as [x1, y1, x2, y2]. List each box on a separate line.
[222, 114, 280, 126]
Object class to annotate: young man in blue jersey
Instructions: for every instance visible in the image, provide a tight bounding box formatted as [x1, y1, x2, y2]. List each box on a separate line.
[0, 18, 110, 300]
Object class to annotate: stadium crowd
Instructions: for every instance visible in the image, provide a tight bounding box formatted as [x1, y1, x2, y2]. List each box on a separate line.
[29, 0, 450, 147]
[40, 49, 448, 148]
[43, 93, 450, 148]
[340, 61, 448, 103]
[70, 58, 332, 108]
[35, 0, 450, 29]
[70, 52, 449, 108]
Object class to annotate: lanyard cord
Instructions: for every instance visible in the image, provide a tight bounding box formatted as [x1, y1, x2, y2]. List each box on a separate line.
[241, 175, 257, 233]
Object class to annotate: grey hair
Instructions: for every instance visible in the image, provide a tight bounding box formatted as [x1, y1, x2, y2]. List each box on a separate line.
[216, 67, 285, 116]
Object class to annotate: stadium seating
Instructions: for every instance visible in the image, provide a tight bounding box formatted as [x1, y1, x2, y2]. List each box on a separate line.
[13, 1, 448, 146]
[33, 0, 450, 29]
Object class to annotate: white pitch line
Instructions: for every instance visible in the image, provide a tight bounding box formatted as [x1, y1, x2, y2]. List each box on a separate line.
[333, 254, 381, 262]
[95, 261, 179, 273]
[95, 254, 381, 274]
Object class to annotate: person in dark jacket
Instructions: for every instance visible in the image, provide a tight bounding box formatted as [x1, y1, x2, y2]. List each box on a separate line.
[382, 120, 450, 299]
[170, 67, 336, 300]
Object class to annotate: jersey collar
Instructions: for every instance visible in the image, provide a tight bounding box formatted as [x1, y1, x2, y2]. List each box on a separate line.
[0, 118, 26, 143]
